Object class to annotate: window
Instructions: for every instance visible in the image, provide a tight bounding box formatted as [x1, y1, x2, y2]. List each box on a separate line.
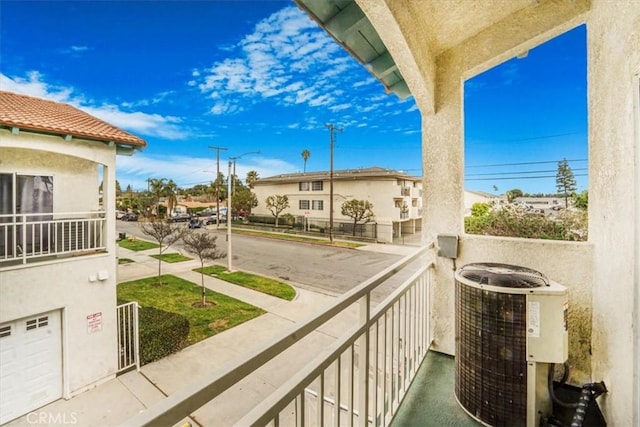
[311, 181, 323, 191]
[299, 200, 310, 210]
[394, 199, 403, 208]
[0, 174, 54, 216]
[26, 316, 49, 331]
[0, 325, 11, 338]
[312, 200, 323, 210]
[412, 198, 418, 207]
[299, 182, 310, 191]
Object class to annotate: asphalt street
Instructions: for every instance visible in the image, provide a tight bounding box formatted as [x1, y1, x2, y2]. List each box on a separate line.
[116, 221, 419, 301]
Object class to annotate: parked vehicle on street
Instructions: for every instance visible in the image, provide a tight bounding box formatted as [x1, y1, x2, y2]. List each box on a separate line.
[188, 218, 202, 229]
[121, 212, 138, 222]
[168, 213, 191, 222]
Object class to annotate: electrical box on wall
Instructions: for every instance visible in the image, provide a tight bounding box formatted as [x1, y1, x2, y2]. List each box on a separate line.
[437, 234, 458, 259]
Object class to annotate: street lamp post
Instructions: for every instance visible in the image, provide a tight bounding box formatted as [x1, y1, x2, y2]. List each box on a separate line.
[225, 151, 260, 272]
[226, 160, 233, 271]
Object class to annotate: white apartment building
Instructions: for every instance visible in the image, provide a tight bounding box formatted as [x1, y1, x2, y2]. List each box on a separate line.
[251, 167, 422, 243]
[0, 91, 146, 423]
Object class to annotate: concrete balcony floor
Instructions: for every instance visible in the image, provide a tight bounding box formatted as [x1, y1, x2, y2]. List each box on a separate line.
[391, 351, 480, 427]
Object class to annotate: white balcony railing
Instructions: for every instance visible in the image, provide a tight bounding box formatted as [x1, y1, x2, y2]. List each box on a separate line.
[0, 212, 107, 265]
[125, 246, 434, 427]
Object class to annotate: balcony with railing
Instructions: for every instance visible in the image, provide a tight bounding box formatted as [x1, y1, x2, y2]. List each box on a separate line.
[0, 211, 107, 268]
[124, 246, 441, 426]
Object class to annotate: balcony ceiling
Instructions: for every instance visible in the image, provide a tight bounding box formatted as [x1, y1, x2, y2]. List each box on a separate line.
[293, 0, 536, 99]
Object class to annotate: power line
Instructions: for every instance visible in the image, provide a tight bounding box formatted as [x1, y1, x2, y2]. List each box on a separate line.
[466, 158, 587, 168]
[466, 167, 587, 177]
[466, 173, 587, 181]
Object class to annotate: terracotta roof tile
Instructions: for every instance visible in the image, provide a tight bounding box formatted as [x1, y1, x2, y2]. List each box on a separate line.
[0, 91, 146, 147]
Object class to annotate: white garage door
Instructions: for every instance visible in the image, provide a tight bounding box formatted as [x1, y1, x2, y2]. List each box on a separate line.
[0, 310, 62, 424]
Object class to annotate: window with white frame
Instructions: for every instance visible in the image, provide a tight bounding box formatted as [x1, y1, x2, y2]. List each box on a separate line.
[299, 182, 310, 191]
[311, 181, 323, 191]
[299, 200, 310, 210]
[312, 200, 323, 210]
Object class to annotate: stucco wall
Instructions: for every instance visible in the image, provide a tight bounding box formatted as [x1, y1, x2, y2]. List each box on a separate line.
[586, 1, 640, 424]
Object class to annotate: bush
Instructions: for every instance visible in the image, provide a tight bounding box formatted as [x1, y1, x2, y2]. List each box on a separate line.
[465, 204, 587, 241]
[138, 306, 190, 365]
[248, 214, 277, 225]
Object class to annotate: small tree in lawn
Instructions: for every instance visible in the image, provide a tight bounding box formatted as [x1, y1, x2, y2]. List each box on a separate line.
[556, 158, 577, 208]
[265, 195, 289, 227]
[182, 230, 224, 307]
[139, 219, 184, 283]
[341, 199, 375, 236]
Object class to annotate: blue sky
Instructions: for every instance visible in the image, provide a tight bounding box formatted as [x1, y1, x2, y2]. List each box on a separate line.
[0, 1, 587, 195]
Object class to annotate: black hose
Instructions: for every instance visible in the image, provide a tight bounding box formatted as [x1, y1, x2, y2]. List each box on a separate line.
[548, 363, 578, 409]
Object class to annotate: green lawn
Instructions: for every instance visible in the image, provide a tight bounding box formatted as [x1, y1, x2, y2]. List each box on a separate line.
[196, 265, 296, 301]
[150, 252, 193, 263]
[232, 228, 364, 248]
[118, 239, 159, 251]
[118, 258, 135, 264]
[118, 274, 265, 344]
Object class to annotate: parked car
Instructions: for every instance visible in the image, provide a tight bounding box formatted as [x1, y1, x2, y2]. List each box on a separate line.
[115, 210, 126, 219]
[121, 212, 138, 221]
[168, 213, 191, 222]
[188, 218, 202, 229]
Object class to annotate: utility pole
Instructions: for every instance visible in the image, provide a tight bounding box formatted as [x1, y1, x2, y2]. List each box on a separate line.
[325, 123, 342, 243]
[208, 145, 227, 228]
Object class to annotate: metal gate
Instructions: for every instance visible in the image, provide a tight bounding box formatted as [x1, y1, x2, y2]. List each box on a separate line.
[116, 301, 140, 372]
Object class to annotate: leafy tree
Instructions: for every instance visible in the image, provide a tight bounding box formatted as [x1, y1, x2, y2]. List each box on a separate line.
[265, 195, 289, 227]
[301, 149, 311, 173]
[246, 170, 259, 189]
[115, 180, 122, 196]
[506, 188, 523, 203]
[139, 219, 184, 281]
[341, 199, 375, 236]
[232, 187, 258, 216]
[148, 178, 167, 217]
[182, 230, 224, 307]
[573, 190, 588, 210]
[556, 158, 577, 208]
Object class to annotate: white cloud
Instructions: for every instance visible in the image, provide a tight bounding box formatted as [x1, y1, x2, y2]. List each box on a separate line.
[1, 72, 187, 140]
[70, 45, 89, 52]
[194, 6, 361, 115]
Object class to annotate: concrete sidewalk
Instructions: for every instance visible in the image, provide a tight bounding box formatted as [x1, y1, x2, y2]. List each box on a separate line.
[6, 245, 357, 427]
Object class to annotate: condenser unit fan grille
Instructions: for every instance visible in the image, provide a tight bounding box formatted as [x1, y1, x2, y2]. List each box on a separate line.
[458, 262, 549, 288]
[455, 277, 528, 426]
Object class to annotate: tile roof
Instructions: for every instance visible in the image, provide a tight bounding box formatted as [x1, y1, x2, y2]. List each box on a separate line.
[0, 91, 146, 147]
[255, 167, 421, 184]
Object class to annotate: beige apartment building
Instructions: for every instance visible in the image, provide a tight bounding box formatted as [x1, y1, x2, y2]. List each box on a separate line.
[251, 167, 422, 243]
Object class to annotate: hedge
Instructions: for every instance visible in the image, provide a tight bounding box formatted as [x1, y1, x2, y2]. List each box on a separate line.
[138, 305, 190, 365]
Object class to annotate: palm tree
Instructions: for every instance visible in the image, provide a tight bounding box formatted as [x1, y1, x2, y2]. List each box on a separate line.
[301, 149, 310, 173]
[164, 179, 179, 217]
[148, 178, 167, 217]
[246, 170, 259, 189]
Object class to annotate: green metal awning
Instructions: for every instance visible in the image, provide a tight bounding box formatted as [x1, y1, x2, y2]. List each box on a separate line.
[293, 0, 411, 99]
